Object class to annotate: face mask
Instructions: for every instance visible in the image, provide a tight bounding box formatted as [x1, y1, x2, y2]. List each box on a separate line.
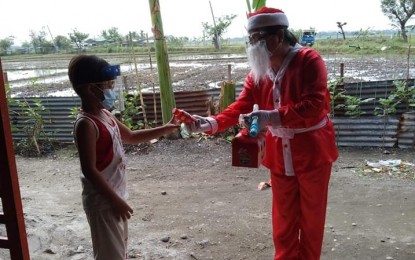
[101, 88, 117, 110]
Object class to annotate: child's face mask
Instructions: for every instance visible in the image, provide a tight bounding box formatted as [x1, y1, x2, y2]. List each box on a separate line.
[101, 88, 117, 110]
[94, 80, 117, 110]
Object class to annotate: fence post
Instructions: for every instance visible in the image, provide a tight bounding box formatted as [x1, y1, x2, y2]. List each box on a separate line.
[3, 72, 9, 98]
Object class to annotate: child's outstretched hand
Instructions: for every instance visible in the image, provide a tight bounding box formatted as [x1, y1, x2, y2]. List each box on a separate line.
[165, 116, 180, 132]
[168, 115, 180, 125]
[258, 181, 271, 191]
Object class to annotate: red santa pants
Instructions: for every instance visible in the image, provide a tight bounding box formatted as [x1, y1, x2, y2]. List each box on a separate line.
[270, 163, 332, 260]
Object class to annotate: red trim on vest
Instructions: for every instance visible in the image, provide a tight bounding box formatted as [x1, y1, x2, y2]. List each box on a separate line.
[87, 116, 114, 171]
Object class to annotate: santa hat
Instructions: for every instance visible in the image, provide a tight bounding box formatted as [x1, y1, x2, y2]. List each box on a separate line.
[247, 7, 289, 31]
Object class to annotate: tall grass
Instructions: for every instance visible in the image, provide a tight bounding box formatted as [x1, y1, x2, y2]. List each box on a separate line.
[314, 36, 415, 55]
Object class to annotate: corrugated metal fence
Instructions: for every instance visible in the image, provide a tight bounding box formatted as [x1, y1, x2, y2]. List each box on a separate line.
[329, 79, 415, 148]
[8, 90, 213, 144]
[7, 80, 415, 148]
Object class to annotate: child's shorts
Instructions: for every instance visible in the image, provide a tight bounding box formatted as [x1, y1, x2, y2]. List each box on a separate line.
[86, 209, 128, 260]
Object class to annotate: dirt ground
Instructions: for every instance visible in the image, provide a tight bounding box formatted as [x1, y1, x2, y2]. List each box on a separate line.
[2, 136, 415, 260]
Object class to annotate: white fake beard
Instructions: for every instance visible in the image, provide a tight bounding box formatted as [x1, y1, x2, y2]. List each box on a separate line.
[247, 40, 271, 85]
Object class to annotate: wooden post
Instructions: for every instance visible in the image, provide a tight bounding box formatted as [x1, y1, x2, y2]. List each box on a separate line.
[332, 62, 346, 118]
[0, 57, 30, 259]
[3, 72, 9, 98]
[340, 63, 344, 85]
[2, 72, 7, 84]
[129, 32, 148, 127]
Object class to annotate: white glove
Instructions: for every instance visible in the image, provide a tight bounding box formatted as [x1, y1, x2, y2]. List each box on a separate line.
[241, 110, 280, 131]
[185, 115, 212, 133]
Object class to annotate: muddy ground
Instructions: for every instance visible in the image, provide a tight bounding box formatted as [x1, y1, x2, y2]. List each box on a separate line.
[1, 137, 414, 260]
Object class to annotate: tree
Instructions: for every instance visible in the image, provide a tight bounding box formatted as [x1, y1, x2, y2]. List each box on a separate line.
[54, 35, 72, 51]
[202, 14, 237, 49]
[337, 22, 347, 40]
[381, 0, 415, 42]
[68, 29, 89, 50]
[125, 30, 147, 45]
[101, 27, 122, 44]
[29, 30, 54, 54]
[0, 36, 14, 54]
[166, 36, 189, 48]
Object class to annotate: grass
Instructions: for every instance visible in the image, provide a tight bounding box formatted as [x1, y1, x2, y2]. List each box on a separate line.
[313, 36, 415, 55]
[2, 35, 415, 64]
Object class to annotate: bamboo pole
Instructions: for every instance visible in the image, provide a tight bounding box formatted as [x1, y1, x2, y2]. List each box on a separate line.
[219, 64, 235, 113]
[147, 33, 158, 125]
[129, 32, 148, 127]
[406, 45, 411, 82]
[219, 81, 236, 113]
[148, 0, 175, 124]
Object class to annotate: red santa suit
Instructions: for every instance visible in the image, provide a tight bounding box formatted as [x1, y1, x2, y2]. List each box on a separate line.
[204, 44, 338, 259]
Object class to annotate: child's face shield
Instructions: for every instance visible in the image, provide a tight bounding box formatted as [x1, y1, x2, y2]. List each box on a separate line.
[101, 65, 121, 80]
[101, 65, 124, 111]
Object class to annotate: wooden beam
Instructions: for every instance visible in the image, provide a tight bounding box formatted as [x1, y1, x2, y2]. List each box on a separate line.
[0, 57, 30, 259]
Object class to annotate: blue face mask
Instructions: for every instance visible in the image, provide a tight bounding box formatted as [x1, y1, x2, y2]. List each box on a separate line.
[101, 88, 117, 110]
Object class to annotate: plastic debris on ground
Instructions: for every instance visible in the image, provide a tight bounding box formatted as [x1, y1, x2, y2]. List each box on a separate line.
[364, 159, 415, 178]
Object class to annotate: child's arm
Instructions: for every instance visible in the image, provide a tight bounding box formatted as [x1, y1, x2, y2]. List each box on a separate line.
[115, 116, 180, 144]
[75, 118, 133, 220]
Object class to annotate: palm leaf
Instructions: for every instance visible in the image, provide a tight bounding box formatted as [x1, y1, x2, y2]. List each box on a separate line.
[252, 0, 266, 11]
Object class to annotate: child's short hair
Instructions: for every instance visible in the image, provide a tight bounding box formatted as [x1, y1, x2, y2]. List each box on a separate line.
[68, 54, 116, 94]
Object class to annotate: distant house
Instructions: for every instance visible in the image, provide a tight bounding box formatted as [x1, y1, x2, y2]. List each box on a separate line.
[82, 36, 155, 48]
[84, 38, 98, 47]
[121, 39, 143, 47]
[84, 37, 111, 47]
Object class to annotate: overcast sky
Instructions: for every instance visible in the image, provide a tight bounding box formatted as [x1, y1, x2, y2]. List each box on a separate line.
[1, 0, 393, 44]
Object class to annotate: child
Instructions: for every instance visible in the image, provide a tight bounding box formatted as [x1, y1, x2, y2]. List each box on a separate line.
[68, 54, 179, 259]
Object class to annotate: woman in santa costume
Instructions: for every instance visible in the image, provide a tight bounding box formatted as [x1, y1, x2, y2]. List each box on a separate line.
[183, 6, 338, 260]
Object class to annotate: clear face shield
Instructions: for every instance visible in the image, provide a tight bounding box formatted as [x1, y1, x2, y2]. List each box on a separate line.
[101, 65, 124, 111]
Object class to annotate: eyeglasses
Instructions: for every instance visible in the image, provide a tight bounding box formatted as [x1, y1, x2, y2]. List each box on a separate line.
[94, 80, 115, 89]
[248, 31, 274, 45]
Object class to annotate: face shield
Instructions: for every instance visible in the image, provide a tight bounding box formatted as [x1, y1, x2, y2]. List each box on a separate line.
[100, 65, 124, 111]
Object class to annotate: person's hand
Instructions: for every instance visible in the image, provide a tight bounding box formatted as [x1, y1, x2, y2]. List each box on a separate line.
[165, 116, 181, 134]
[111, 198, 133, 221]
[258, 181, 271, 191]
[241, 110, 280, 131]
[168, 116, 180, 125]
[185, 115, 212, 133]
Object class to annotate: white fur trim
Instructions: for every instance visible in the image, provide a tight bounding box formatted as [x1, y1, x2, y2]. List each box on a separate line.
[247, 13, 289, 31]
[206, 117, 218, 134]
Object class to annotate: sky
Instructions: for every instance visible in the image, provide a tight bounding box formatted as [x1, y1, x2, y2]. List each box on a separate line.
[1, 0, 393, 45]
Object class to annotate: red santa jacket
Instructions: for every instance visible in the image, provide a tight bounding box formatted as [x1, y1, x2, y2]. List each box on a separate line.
[210, 47, 338, 175]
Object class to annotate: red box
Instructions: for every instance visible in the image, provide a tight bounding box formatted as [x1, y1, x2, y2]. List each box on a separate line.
[232, 129, 265, 168]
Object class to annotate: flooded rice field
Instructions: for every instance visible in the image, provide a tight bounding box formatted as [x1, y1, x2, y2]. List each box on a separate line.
[2, 52, 415, 97]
